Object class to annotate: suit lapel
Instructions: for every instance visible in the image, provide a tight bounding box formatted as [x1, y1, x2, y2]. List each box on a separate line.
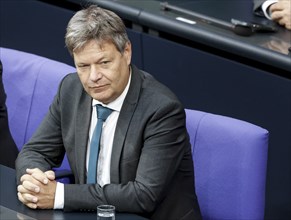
[110, 65, 143, 183]
[75, 90, 92, 184]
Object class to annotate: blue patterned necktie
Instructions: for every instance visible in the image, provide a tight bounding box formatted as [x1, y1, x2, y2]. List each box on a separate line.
[87, 104, 113, 184]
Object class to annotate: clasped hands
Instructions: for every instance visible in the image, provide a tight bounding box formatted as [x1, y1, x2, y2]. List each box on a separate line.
[17, 168, 57, 209]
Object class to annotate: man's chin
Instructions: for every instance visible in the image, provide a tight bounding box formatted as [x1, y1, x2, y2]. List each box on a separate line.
[91, 94, 110, 104]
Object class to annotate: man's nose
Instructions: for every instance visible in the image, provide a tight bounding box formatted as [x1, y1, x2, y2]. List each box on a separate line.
[89, 66, 102, 81]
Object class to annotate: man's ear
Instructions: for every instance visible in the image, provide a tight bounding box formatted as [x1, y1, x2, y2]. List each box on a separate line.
[124, 41, 132, 65]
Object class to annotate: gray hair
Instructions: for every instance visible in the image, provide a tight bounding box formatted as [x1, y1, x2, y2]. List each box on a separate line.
[65, 5, 129, 55]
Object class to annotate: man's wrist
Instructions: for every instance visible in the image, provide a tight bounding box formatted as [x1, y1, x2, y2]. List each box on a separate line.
[262, 0, 278, 19]
[53, 182, 64, 209]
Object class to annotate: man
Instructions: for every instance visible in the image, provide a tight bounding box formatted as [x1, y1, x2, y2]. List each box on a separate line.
[0, 59, 18, 168]
[16, 6, 201, 220]
[253, 0, 291, 30]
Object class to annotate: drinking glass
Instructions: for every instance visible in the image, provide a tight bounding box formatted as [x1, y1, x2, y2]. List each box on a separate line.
[97, 205, 115, 220]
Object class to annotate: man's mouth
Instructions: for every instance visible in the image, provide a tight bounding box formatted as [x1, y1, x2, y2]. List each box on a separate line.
[90, 84, 108, 92]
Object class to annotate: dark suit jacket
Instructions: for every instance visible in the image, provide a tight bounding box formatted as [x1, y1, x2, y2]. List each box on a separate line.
[16, 65, 201, 220]
[0, 60, 18, 168]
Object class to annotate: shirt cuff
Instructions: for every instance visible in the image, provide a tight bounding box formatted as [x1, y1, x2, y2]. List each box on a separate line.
[262, 0, 278, 19]
[53, 182, 64, 209]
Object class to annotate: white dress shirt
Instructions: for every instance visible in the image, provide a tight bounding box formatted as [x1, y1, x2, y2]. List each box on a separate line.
[261, 0, 278, 19]
[54, 72, 131, 209]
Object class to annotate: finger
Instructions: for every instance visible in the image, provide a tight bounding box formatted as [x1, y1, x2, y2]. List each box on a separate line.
[278, 18, 285, 26]
[269, 2, 284, 12]
[27, 168, 49, 184]
[18, 192, 25, 203]
[22, 180, 40, 193]
[20, 174, 33, 183]
[26, 168, 42, 173]
[17, 192, 37, 209]
[17, 185, 31, 194]
[20, 174, 42, 193]
[45, 170, 56, 180]
[271, 11, 283, 21]
[22, 193, 38, 203]
[27, 203, 38, 209]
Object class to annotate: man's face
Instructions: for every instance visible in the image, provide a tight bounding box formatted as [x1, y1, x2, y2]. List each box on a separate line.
[73, 39, 132, 104]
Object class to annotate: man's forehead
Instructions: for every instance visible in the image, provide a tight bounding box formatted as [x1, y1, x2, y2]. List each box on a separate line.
[75, 39, 116, 53]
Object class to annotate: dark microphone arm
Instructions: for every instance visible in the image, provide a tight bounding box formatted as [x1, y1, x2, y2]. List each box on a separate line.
[160, 2, 254, 36]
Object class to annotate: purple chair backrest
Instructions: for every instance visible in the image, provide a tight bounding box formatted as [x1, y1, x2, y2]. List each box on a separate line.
[185, 109, 268, 220]
[1, 47, 76, 171]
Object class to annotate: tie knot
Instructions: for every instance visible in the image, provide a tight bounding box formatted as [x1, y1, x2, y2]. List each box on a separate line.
[96, 104, 113, 121]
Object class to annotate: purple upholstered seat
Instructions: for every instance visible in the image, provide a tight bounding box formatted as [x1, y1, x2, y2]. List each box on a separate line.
[1, 47, 76, 172]
[185, 109, 268, 220]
